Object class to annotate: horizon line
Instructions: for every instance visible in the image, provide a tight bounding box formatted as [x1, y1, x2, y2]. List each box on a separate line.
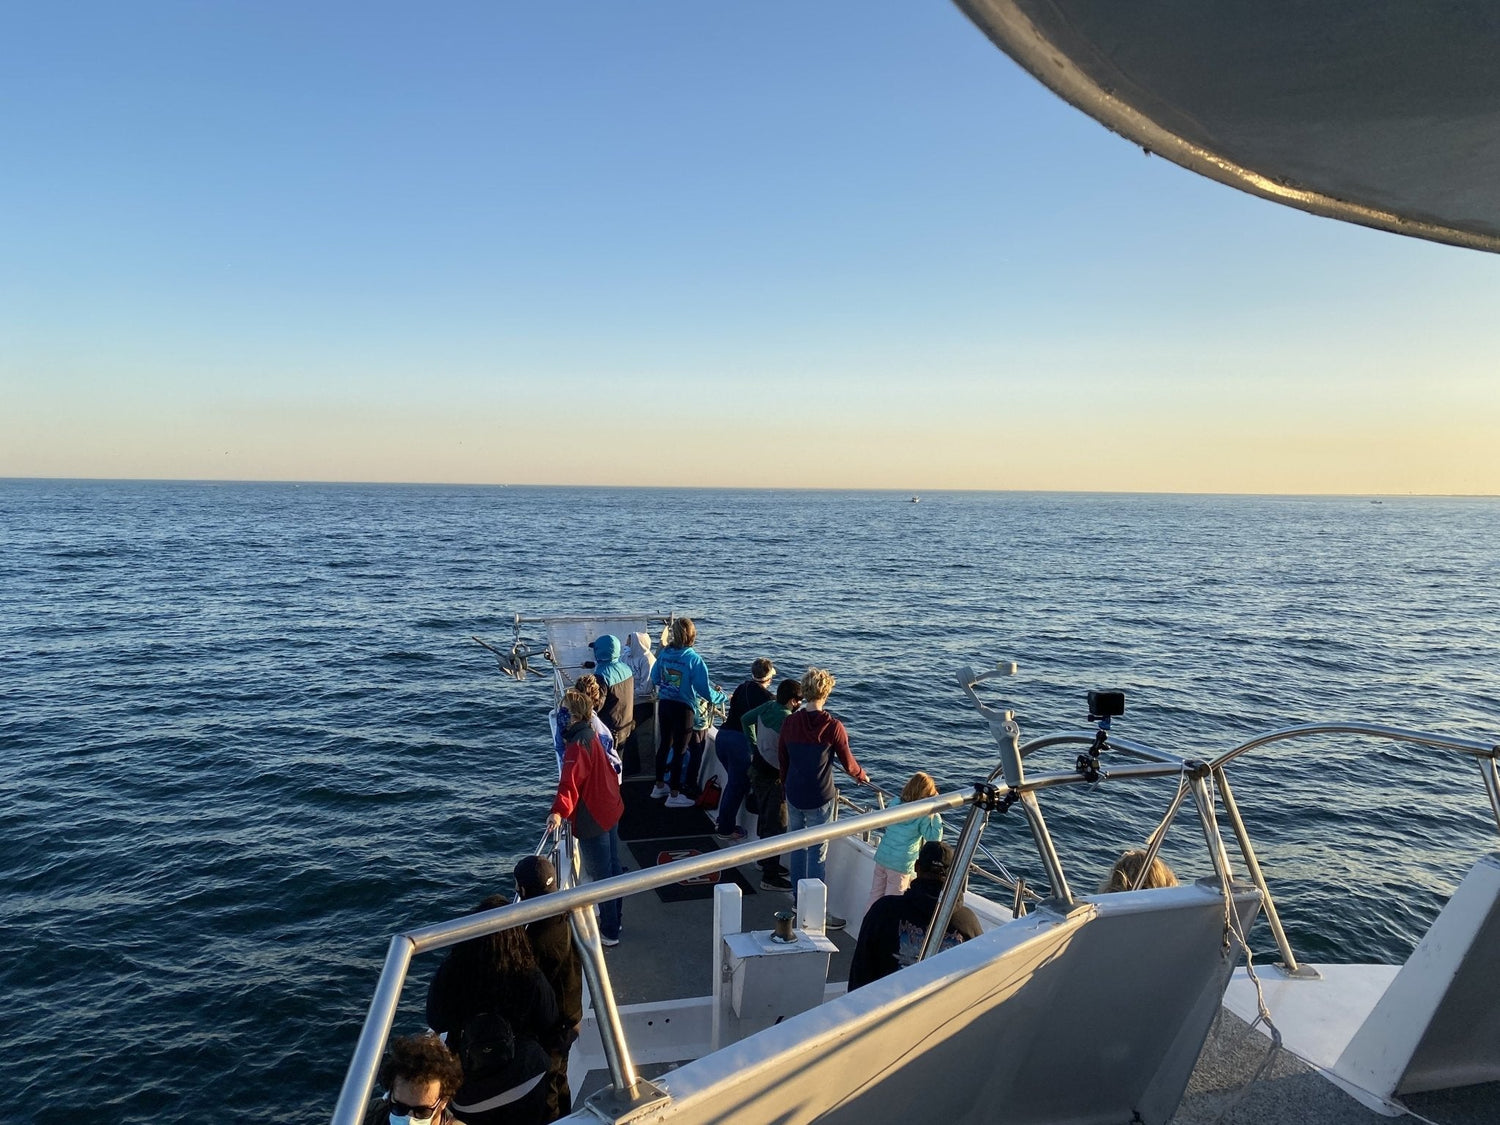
[2, 475, 1494, 500]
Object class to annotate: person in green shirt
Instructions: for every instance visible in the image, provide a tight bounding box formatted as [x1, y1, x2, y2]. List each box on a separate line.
[742, 678, 803, 891]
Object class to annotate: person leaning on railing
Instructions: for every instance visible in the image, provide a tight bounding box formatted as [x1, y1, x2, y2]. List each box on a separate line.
[546, 688, 625, 946]
[777, 666, 870, 930]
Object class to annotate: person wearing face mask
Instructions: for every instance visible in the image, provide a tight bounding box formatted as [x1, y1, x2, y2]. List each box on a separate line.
[363, 1032, 467, 1125]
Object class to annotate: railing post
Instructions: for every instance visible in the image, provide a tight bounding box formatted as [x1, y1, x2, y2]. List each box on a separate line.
[1213, 766, 1304, 976]
[330, 935, 416, 1125]
[556, 832, 639, 1096]
[1480, 756, 1500, 836]
[921, 784, 993, 961]
[1186, 765, 1233, 885]
[1017, 792, 1072, 906]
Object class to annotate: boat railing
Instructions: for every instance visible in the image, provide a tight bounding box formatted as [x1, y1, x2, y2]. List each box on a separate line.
[331, 789, 970, 1125]
[332, 710, 1497, 1124]
[995, 721, 1500, 978]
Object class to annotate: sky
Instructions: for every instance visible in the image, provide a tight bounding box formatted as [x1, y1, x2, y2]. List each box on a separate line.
[2, 2, 1497, 494]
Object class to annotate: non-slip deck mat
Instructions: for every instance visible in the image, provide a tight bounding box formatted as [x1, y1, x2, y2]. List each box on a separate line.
[616, 778, 716, 842]
[626, 836, 756, 903]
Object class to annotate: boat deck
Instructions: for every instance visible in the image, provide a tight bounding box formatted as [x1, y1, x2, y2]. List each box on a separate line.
[1172, 1009, 1498, 1125]
[601, 770, 856, 1007]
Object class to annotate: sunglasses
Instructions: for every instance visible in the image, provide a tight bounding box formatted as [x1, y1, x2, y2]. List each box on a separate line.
[390, 1097, 443, 1118]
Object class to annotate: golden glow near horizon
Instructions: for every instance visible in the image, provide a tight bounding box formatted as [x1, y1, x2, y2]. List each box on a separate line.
[3, 7, 1499, 496]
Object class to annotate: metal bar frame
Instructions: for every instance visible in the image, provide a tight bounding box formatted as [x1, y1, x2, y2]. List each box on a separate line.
[334, 715, 1499, 1124]
[332, 790, 971, 1124]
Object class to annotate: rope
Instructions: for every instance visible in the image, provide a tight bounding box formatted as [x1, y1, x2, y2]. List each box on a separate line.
[1201, 765, 1283, 1125]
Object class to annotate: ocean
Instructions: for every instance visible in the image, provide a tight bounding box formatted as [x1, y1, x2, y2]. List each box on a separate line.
[3, 480, 1497, 1123]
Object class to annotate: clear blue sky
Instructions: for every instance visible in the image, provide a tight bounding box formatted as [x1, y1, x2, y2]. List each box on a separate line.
[4, 2, 1497, 491]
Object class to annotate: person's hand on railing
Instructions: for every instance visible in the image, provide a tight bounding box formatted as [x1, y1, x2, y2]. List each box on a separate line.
[546, 812, 563, 835]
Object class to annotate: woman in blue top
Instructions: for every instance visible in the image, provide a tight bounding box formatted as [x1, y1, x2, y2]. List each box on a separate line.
[867, 771, 943, 910]
[648, 617, 726, 808]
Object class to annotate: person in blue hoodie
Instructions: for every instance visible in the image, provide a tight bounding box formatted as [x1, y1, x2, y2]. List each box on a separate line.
[589, 635, 636, 752]
[649, 617, 726, 808]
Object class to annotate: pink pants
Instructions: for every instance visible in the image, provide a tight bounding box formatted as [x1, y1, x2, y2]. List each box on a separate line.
[867, 863, 912, 910]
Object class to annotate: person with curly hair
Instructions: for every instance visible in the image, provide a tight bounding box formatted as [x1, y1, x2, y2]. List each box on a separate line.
[364, 1032, 466, 1125]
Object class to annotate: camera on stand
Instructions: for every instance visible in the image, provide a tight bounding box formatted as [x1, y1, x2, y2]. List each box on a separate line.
[1087, 689, 1126, 722]
[1078, 689, 1126, 782]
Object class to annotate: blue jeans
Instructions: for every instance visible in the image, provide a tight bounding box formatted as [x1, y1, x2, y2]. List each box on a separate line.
[575, 826, 623, 940]
[714, 729, 752, 835]
[787, 798, 836, 896]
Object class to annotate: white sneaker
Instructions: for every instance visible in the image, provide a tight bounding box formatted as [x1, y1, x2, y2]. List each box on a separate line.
[649, 783, 670, 799]
[664, 793, 696, 809]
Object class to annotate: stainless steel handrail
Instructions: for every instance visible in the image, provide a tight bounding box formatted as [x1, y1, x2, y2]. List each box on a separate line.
[992, 720, 1500, 973]
[331, 789, 971, 1125]
[336, 714, 1499, 1124]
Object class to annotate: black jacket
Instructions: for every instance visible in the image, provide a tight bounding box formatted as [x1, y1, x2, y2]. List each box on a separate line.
[847, 878, 983, 990]
[425, 959, 559, 1048]
[526, 913, 582, 1037]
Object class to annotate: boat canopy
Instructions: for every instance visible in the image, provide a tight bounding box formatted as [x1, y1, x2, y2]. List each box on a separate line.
[955, 1, 1500, 253]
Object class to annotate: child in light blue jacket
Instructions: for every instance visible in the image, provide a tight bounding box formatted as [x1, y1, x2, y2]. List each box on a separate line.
[868, 771, 943, 909]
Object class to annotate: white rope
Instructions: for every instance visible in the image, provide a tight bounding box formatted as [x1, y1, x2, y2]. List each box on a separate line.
[1201, 765, 1283, 1125]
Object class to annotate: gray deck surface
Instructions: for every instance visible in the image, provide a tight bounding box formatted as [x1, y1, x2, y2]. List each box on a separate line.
[1171, 1009, 1497, 1124]
[606, 805, 855, 1006]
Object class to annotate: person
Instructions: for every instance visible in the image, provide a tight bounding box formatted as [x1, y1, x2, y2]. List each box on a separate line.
[449, 1011, 551, 1125]
[741, 678, 802, 890]
[649, 617, 726, 808]
[363, 1032, 467, 1125]
[713, 658, 776, 841]
[622, 631, 655, 688]
[1100, 849, 1179, 893]
[777, 666, 869, 929]
[866, 771, 944, 910]
[546, 688, 625, 945]
[514, 855, 582, 1120]
[589, 635, 636, 747]
[549, 676, 620, 778]
[621, 631, 657, 774]
[847, 840, 983, 990]
[426, 896, 560, 1051]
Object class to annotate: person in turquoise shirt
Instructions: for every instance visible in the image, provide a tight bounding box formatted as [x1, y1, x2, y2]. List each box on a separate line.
[867, 771, 943, 910]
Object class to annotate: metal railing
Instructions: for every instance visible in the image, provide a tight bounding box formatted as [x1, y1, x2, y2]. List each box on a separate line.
[333, 712, 1499, 1123]
[985, 721, 1500, 976]
[331, 789, 969, 1125]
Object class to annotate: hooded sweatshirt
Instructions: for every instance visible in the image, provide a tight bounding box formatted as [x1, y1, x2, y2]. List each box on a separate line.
[589, 636, 635, 741]
[623, 632, 655, 688]
[650, 644, 726, 712]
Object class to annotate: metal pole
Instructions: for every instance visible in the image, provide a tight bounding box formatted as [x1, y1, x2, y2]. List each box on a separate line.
[1017, 792, 1072, 905]
[920, 789, 990, 961]
[1480, 757, 1500, 836]
[553, 832, 637, 1094]
[330, 935, 416, 1125]
[1187, 769, 1232, 885]
[1213, 766, 1301, 975]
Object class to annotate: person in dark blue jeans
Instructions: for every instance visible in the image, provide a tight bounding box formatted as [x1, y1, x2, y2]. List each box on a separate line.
[715, 658, 775, 840]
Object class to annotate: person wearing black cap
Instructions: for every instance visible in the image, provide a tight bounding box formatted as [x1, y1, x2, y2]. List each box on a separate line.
[846, 840, 983, 991]
[514, 855, 582, 1121]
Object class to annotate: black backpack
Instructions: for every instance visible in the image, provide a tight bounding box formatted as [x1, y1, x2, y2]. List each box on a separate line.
[456, 1011, 516, 1080]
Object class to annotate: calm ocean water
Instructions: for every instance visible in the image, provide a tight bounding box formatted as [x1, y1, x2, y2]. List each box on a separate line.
[3, 480, 1498, 1122]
